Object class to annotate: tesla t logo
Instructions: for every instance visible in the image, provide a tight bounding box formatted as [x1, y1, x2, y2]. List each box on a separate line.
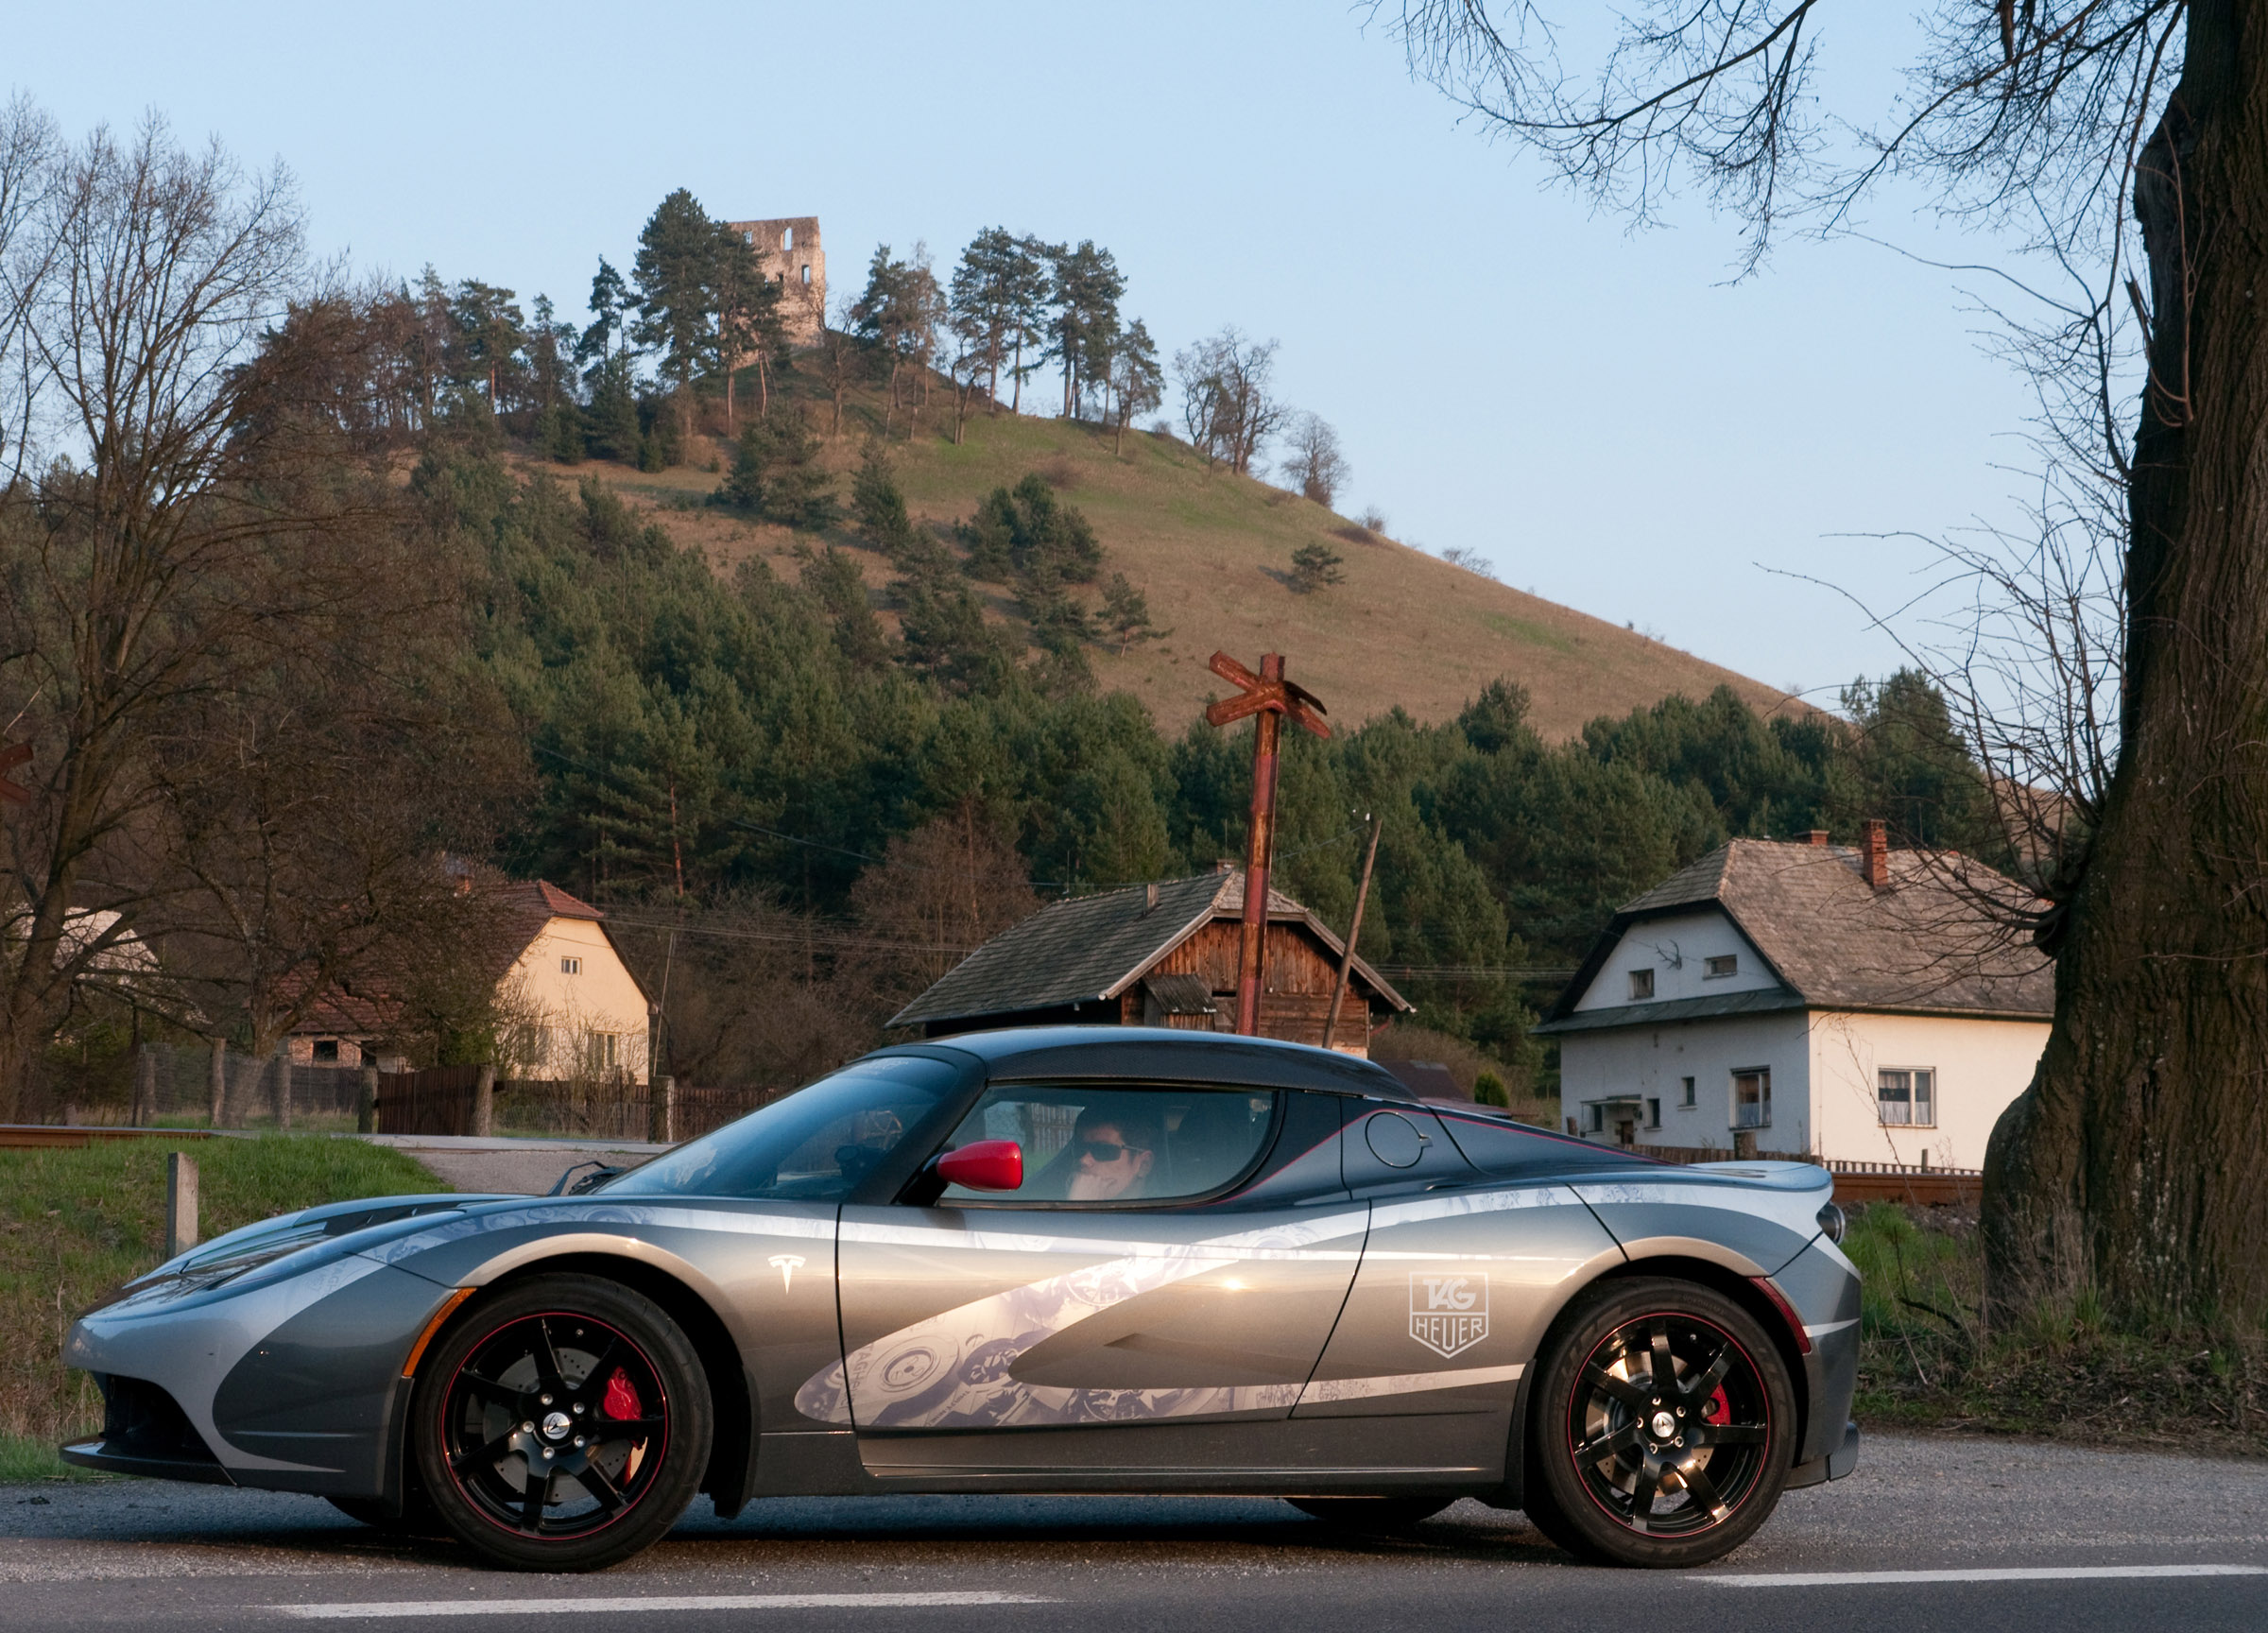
[1409, 1273, 1489, 1358]
[769, 1254, 806, 1292]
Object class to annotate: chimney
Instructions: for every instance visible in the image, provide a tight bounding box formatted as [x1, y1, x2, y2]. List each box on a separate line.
[1144, 882, 1160, 912]
[1862, 818, 1888, 888]
[1806, 830, 1830, 847]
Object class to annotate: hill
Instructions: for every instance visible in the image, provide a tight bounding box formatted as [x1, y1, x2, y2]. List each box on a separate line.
[555, 375, 1797, 739]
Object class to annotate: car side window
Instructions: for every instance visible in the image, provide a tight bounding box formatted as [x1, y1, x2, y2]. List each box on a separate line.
[936, 1085, 1280, 1206]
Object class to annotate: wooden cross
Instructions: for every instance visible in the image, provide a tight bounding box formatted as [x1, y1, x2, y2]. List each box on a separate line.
[1205, 651, 1331, 1037]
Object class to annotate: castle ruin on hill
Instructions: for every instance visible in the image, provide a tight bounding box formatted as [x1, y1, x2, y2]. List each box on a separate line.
[727, 216, 826, 343]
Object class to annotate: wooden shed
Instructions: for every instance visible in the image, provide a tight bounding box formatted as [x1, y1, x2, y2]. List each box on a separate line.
[889, 868, 1413, 1055]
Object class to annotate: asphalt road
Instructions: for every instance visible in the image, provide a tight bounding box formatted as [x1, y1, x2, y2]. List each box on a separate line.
[4, 1434, 2264, 1632]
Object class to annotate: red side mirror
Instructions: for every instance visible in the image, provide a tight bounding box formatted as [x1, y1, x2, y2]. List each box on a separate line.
[936, 1139, 1023, 1193]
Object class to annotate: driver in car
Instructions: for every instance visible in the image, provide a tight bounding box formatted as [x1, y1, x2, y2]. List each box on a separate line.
[1066, 1106, 1161, 1201]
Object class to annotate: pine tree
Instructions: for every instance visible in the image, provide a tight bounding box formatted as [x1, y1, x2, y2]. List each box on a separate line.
[1289, 541, 1347, 593]
[630, 189, 721, 440]
[1106, 319, 1163, 455]
[718, 410, 835, 529]
[799, 546, 889, 669]
[851, 442, 916, 555]
[577, 257, 634, 368]
[1100, 573, 1164, 655]
[584, 352, 641, 463]
[1044, 241, 1125, 421]
[955, 489, 1017, 582]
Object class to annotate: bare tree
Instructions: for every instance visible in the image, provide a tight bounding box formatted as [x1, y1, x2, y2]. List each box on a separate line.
[1174, 326, 1284, 473]
[1379, 1, 2268, 1327]
[1280, 410, 1352, 507]
[848, 806, 1039, 991]
[0, 112, 457, 1118]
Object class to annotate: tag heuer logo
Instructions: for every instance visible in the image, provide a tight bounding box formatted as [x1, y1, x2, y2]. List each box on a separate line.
[1409, 1272, 1489, 1358]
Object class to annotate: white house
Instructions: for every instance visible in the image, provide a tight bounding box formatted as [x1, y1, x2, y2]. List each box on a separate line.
[289, 880, 654, 1083]
[1534, 825, 2053, 1169]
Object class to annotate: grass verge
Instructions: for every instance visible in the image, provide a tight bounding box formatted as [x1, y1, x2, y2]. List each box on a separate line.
[1846, 1202, 2268, 1456]
[0, 1135, 444, 1463]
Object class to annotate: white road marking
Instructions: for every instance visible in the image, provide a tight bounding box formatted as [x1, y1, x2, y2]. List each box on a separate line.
[276, 1591, 1058, 1618]
[1709, 1565, 2268, 1588]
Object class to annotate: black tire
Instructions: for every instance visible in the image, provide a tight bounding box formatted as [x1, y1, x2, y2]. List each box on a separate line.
[411, 1274, 712, 1572]
[1524, 1277, 1796, 1568]
[1289, 1496, 1455, 1530]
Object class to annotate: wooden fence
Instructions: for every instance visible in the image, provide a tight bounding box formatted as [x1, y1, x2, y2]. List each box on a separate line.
[373, 1069, 771, 1142]
[1623, 1143, 1983, 1207]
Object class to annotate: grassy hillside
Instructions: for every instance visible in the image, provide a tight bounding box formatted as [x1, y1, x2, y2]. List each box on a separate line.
[562, 374, 1797, 740]
[0, 1136, 443, 1479]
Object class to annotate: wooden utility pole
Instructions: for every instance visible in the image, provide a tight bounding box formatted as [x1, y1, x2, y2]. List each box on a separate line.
[1205, 651, 1331, 1036]
[1321, 814, 1382, 1052]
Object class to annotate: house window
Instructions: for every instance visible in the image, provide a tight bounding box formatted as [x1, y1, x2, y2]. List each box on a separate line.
[1681, 1075, 1696, 1108]
[1646, 1097, 1661, 1129]
[1627, 968, 1655, 1001]
[800, 264, 813, 284]
[1704, 954, 1738, 978]
[782, 226, 794, 250]
[745, 229, 756, 244]
[312, 1039, 339, 1063]
[560, 956, 582, 974]
[1589, 1103, 1606, 1133]
[1879, 1067, 1936, 1127]
[1731, 1067, 1771, 1130]
[585, 1032, 621, 1074]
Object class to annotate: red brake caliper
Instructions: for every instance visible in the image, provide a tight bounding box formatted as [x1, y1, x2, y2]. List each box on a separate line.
[602, 1366, 641, 1421]
[1707, 1384, 1729, 1424]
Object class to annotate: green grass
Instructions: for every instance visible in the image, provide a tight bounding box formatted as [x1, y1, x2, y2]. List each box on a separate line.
[1844, 1202, 2268, 1455]
[0, 1135, 444, 1464]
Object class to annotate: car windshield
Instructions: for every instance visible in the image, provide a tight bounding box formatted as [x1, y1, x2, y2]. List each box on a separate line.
[599, 1056, 962, 1201]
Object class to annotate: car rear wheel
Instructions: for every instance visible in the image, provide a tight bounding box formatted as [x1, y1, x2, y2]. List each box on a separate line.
[411, 1274, 712, 1572]
[1523, 1277, 1795, 1568]
[1288, 1496, 1455, 1531]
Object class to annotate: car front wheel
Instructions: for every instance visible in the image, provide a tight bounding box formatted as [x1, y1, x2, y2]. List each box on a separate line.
[1522, 1277, 1795, 1567]
[411, 1274, 712, 1572]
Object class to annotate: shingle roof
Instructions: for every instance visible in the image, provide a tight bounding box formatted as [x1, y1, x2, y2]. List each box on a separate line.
[1537, 838, 2053, 1032]
[888, 870, 1413, 1029]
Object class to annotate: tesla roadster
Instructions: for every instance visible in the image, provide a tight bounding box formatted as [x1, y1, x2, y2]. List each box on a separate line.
[62, 1027, 1861, 1571]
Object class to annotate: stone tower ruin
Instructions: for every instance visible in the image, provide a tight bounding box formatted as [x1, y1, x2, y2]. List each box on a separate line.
[726, 215, 825, 344]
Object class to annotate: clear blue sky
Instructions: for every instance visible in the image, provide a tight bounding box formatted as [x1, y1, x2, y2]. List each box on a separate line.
[14, 3, 2066, 709]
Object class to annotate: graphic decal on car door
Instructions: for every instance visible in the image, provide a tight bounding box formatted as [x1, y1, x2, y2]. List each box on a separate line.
[797, 1212, 1367, 1429]
[1408, 1271, 1488, 1358]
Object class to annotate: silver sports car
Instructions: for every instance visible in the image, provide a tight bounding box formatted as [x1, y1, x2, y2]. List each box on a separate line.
[62, 1028, 1861, 1571]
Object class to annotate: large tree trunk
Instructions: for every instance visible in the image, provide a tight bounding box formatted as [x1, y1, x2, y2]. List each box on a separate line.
[1984, 5, 2268, 1326]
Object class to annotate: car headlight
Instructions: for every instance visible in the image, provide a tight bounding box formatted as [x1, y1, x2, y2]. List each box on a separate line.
[1815, 1201, 1847, 1244]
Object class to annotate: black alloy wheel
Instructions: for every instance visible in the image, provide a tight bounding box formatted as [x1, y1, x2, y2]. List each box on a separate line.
[412, 1274, 712, 1571]
[1522, 1277, 1795, 1567]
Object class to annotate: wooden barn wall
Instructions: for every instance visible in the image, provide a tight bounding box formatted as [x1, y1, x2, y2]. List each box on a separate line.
[1142, 920, 1377, 1048]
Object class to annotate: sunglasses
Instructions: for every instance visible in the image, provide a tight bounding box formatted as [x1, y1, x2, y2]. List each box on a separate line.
[1075, 1139, 1144, 1163]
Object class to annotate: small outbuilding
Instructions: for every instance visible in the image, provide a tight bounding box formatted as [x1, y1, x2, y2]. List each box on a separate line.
[1535, 826, 2052, 1168]
[889, 868, 1413, 1055]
